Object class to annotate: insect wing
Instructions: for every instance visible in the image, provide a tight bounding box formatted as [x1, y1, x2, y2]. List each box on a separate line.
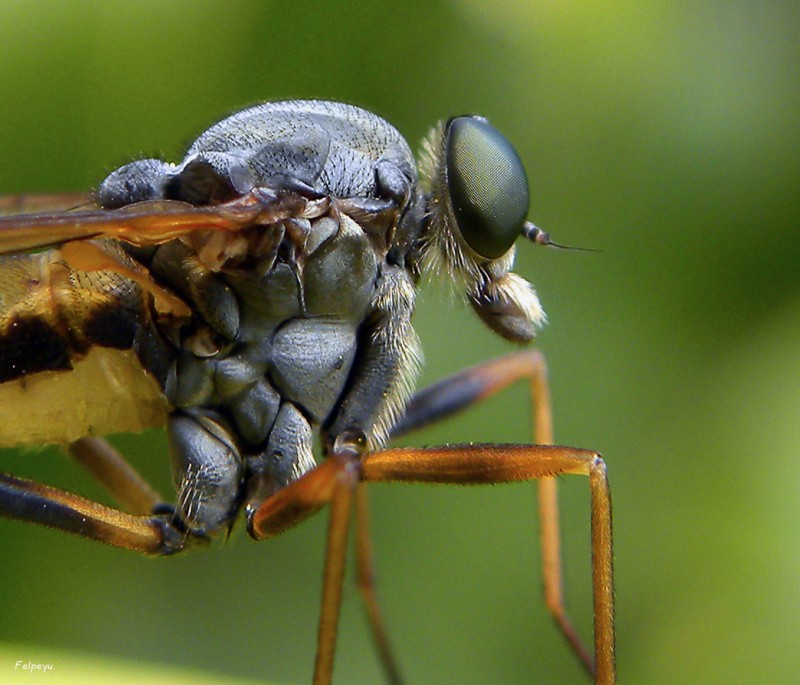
[0, 185, 319, 257]
[0, 198, 251, 256]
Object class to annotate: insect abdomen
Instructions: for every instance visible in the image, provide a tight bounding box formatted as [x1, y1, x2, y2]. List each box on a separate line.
[0, 246, 170, 446]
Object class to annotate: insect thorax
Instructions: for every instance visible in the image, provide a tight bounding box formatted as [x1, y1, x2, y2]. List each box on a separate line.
[159, 211, 381, 446]
[107, 102, 424, 533]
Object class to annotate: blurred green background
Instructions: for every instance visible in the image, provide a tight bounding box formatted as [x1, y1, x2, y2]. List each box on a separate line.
[1, 1, 798, 684]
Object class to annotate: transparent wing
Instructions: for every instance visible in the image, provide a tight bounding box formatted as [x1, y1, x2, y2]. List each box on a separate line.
[0, 188, 310, 256]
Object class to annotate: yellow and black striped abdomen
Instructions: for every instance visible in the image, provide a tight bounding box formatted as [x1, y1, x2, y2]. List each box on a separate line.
[0, 244, 170, 446]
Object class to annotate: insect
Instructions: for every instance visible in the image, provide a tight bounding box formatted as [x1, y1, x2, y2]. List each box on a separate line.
[0, 100, 614, 684]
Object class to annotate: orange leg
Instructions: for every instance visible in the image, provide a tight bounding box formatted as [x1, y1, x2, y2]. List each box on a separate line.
[391, 349, 612, 677]
[0, 472, 198, 555]
[1, 437, 194, 554]
[248, 350, 615, 685]
[67, 436, 163, 516]
[361, 443, 614, 685]
[251, 464, 404, 684]
[354, 484, 403, 685]
[248, 455, 360, 685]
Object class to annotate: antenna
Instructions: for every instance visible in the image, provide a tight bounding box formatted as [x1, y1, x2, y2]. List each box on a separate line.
[522, 221, 598, 252]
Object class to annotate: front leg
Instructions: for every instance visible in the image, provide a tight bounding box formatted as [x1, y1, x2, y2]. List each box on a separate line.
[278, 263, 420, 685]
[247, 453, 361, 685]
[392, 350, 610, 676]
[359, 443, 615, 685]
[321, 261, 421, 683]
[245, 438, 615, 685]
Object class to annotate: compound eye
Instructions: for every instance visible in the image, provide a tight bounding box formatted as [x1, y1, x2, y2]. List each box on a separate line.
[445, 117, 529, 259]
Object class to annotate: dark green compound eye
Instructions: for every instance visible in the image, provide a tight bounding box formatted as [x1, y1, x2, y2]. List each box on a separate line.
[445, 117, 530, 260]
